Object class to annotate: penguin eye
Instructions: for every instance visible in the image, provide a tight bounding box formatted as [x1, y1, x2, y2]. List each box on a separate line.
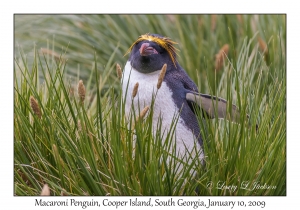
[152, 44, 164, 54]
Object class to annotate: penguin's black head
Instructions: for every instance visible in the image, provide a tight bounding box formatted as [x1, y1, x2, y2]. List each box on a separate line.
[125, 33, 179, 73]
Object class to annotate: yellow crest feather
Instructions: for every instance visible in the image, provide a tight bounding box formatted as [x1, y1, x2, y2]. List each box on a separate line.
[125, 33, 179, 67]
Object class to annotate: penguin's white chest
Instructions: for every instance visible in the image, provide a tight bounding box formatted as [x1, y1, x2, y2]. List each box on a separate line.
[122, 61, 201, 158]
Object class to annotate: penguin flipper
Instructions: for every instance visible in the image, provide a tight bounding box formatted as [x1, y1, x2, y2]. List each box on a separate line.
[186, 92, 241, 123]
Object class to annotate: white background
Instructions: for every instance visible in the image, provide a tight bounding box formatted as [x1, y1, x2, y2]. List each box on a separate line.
[1, 1, 297, 209]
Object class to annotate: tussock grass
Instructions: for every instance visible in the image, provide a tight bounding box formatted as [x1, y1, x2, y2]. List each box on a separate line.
[14, 14, 286, 195]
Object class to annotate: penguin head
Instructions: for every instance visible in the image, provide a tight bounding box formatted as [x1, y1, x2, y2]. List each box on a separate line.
[125, 33, 179, 73]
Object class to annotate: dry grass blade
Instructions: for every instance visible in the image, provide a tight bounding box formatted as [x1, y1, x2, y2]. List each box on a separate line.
[236, 14, 243, 24]
[61, 189, 68, 196]
[215, 44, 229, 71]
[211, 15, 217, 31]
[40, 48, 65, 62]
[258, 37, 268, 54]
[40, 184, 50, 196]
[77, 80, 86, 104]
[77, 119, 82, 132]
[30, 96, 42, 119]
[157, 64, 167, 89]
[116, 63, 122, 79]
[137, 106, 150, 121]
[132, 82, 139, 98]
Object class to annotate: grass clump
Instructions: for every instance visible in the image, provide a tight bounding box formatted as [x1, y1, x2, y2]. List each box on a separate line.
[14, 15, 285, 196]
